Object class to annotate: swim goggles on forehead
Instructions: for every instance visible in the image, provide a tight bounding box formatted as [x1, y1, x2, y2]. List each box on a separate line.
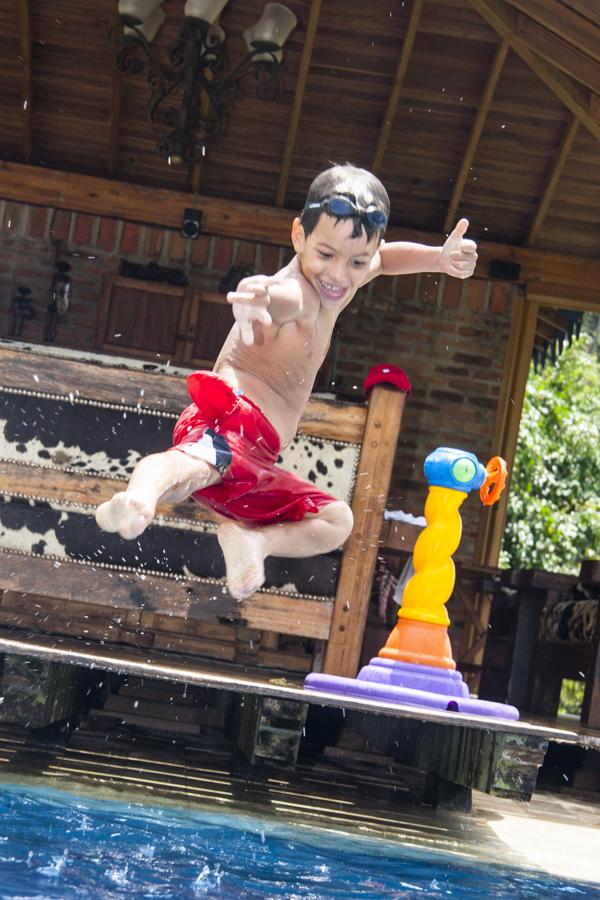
[303, 195, 388, 228]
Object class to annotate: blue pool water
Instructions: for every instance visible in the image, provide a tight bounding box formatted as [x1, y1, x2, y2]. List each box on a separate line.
[0, 783, 595, 899]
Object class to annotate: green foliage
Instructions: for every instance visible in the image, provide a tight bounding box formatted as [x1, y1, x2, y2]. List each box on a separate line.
[558, 679, 585, 717]
[500, 319, 600, 574]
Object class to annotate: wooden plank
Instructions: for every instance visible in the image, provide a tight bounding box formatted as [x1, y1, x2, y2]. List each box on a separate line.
[275, 0, 321, 207]
[372, 0, 423, 174]
[0, 609, 155, 648]
[0, 346, 367, 443]
[443, 38, 509, 233]
[324, 384, 407, 676]
[19, 0, 32, 163]
[0, 549, 237, 620]
[0, 591, 142, 629]
[468, 0, 600, 141]
[240, 592, 333, 641]
[0, 461, 223, 527]
[0, 550, 332, 639]
[108, 69, 122, 178]
[0, 346, 189, 414]
[526, 118, 580, 246]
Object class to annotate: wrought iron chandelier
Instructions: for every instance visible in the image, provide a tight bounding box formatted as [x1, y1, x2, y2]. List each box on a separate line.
[113, 1, 297, 165]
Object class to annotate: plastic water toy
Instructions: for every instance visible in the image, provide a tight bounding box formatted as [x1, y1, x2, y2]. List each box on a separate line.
[304, 447, 518, 720]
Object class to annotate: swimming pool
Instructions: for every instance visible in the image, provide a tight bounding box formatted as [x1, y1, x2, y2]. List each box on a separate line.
[0, 782, 595, 899]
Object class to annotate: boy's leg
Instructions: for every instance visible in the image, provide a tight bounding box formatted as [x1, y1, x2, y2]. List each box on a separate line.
[96, 450, 220, 540]
[218, 501, 353, 601]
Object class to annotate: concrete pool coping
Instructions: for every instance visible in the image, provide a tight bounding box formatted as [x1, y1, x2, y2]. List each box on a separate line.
[0, 631, 579, 743]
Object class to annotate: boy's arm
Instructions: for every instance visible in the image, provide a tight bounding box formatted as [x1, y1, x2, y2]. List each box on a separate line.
[368, 218, 477, 282]
[227, 274, 304, 346]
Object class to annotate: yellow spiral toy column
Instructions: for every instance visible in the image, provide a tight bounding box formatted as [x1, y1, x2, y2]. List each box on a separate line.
[379, 447, 507, 671]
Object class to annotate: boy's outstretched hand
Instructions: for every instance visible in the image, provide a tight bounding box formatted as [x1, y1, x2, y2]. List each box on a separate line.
[227, 275, 273, 346]
[440, 218, 478, 279]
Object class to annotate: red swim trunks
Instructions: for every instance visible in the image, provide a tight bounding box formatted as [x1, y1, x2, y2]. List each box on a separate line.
[171, 371, 336, 526]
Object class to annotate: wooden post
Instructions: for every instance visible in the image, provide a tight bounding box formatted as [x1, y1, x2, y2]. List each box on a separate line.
[323, 385, 407, 676]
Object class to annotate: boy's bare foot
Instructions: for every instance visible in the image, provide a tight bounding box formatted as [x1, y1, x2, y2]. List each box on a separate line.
[217, 522, 266, 601]
[95, 492, 154, 540]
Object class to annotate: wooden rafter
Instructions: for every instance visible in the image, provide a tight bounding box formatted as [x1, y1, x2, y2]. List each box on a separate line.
[516, 14, 600, 94]
[19, 0, 32, 164]
[526, 117, 580, 246]
[371, 0, 423, 175]
[565, 1, 600, 29]
[505, 0, 600, 64]
[443, 37, 509, 234]
[468, 0, 600, 142]
[275, 0, 321, 207]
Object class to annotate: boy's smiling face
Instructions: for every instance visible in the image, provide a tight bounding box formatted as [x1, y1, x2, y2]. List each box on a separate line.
[291, 214, 380, 312]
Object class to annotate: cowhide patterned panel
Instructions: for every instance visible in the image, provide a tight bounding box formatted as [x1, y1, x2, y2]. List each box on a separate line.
[0, 496, 340, 598]
[0, 388, 359, 502]
[539, 598, 598, 642]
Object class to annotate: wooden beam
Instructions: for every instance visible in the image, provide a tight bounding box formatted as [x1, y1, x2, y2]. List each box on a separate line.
[505, 0, 600, 64]
[371, 0, 423, 175]
[468, 0, 600, 142]
[0, 159, 293, 245]
[443, 37, 509, 233]
[3, 160, 600, 289]
[526, 117, 580, 246]
[275, 0, 321, 207]
[526, 281, 600, 310]
[324, 385, 407, 676]
[19, 0, 33, 163]
[563, 1, 600, 30]
[516, 14, 600, 94]
[473, 291, 540, 567]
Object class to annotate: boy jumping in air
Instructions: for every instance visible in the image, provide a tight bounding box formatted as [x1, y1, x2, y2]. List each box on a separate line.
[96, 164, 477, 600]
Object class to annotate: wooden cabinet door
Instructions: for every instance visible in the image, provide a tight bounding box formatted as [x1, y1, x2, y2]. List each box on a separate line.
[180, 291, 234, 369]
[95, 277, 191, 361]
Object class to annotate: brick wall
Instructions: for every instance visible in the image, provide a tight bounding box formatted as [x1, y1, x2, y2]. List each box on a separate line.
[0, 199, 517, 560]
[0, 200, 291, 352]
[335, 269, 519, 558]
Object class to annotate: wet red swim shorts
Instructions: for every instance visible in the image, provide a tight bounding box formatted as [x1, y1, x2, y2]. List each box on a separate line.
[171, 371, 337, 526]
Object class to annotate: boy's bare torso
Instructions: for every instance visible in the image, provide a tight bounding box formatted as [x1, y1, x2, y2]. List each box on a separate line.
[213, 256, 338, 447]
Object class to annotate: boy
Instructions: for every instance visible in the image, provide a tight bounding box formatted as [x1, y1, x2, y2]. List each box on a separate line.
[96, 164, 477, 600]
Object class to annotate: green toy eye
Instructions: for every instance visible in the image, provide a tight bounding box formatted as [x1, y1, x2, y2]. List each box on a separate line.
[452, 458, 476, 483]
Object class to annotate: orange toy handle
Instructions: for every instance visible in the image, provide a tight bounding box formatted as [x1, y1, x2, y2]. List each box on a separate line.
[480, 456, 508, 506]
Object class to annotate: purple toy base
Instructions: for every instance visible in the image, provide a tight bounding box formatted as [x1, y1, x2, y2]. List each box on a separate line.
[304, 658, 519, 721]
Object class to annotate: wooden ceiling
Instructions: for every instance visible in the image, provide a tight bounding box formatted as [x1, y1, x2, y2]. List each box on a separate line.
[1, 0, 599, 257]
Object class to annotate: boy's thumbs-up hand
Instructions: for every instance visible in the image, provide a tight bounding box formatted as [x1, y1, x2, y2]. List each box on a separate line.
[440, 218, 478, 279]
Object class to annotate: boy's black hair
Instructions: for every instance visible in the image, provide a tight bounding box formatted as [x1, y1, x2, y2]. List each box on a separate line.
[300, 164, 390, 244]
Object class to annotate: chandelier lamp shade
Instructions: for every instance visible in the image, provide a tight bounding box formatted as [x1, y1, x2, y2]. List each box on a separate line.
[114, 0, 297, 165]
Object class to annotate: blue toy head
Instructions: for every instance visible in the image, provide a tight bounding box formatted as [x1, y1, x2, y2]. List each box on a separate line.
[423, 447, 486, 493]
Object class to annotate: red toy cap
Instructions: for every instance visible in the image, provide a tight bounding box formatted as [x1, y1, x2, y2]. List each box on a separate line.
[363, 363, 412, 396]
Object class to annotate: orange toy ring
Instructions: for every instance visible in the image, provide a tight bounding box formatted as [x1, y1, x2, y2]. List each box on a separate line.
[480, 456, 508, 506]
